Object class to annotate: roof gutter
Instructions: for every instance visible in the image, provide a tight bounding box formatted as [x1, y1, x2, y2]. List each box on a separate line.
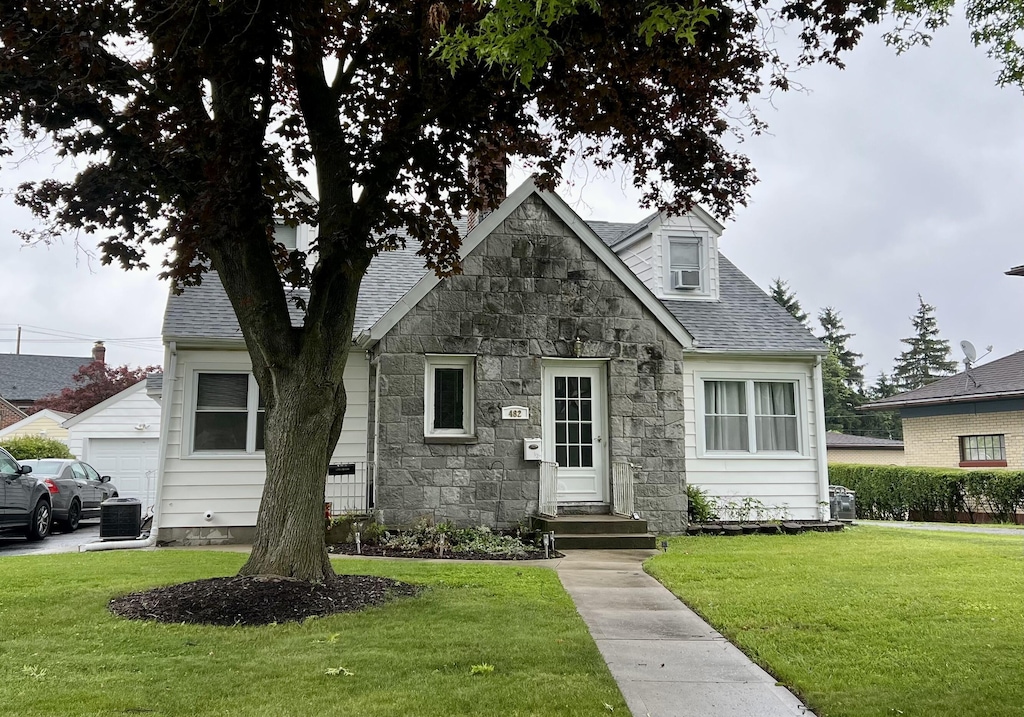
[684, 348, 828, 358]
[81, 341, 177, 552]
[861, 390, 1024, 412]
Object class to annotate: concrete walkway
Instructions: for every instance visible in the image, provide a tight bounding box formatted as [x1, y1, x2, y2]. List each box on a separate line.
[856, 520, 1024, 536]
[556, 550, 813, 717]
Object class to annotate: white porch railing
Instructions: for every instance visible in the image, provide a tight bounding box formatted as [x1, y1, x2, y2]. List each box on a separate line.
[611, 462, 636, 517]
[538, 461, 559, 518]
[325, 461, 373, 516]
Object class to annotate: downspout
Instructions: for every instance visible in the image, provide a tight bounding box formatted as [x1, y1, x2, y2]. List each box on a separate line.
[370, 349, 382, 520]
[812, 355, 831, 520]
[82, 341, 177, 551]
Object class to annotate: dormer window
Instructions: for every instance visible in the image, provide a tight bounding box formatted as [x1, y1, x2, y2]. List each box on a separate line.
[667, 236, 703, 292]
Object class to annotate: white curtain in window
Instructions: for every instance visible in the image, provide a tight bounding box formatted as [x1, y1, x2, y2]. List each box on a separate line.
[754, 382, 798, 451]
[705, 381, 748, 451]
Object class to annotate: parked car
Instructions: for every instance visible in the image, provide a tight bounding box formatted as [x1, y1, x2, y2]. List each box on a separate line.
[0, 447, 53, 540]
[18, 459, 119, 532]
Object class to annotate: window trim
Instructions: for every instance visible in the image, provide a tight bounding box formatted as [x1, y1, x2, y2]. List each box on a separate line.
[423, 354, 476, 441]
[188, 370, 264, 456]
[663, 233, 707, 296]
[959, 434, 1007, 468]
[696, 374, 806, 458]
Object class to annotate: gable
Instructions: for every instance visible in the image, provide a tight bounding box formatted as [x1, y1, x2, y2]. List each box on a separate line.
[359, 178, 694, 350]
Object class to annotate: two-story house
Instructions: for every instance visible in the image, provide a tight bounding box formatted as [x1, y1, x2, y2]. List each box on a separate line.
[155, 178, 828, 544]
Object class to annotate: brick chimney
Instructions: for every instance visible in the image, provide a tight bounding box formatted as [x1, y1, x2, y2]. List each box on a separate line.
[466, 142, 507, 233]
[92, 341, 106, 364]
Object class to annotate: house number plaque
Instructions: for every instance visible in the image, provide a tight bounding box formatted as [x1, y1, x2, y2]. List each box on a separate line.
[501, 406, 529, 420]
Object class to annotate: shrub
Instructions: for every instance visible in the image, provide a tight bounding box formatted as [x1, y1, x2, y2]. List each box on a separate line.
[829, 464, 1024, 522]
[381, 517, 531, 558]
[686, 484, 719, 523]
[0, 436, 74, 460]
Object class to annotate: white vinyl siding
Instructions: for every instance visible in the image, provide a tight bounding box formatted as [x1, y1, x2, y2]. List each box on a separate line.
[614, 212, 721, 301]
[618, 235, 655, 285]
[159, 348, 370, 529]
[683, 356, 824, 520]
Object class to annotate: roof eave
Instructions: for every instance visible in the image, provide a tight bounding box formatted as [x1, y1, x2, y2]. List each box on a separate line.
[685, 347, 827, 358]
[862, 390, 1024, 411]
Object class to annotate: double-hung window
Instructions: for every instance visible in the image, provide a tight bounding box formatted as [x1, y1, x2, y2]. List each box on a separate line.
[959, 435, 1006, 467]
[424, 355, 475, 440]
[667, 236, 703, 292]
[192, 373, 265, 453]
[703, 379, 800, 454]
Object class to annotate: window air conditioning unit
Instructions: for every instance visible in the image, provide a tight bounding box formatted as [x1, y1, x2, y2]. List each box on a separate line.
[670, 269, 701, 290]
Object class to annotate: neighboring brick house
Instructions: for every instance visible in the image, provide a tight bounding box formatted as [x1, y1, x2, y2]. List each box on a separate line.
[0, 395, 26, 430]
[863, 350, 1024, 469]
[156, 178, 830, 544]
[825, 431, 905, 466]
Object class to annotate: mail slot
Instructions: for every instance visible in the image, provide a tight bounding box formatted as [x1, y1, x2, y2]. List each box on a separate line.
[523, 439, 543, 461]
[328, 463, 356, 476]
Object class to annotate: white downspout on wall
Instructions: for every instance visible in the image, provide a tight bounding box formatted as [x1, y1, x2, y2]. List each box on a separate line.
[370, 350, 382, 519]
[82, 341, 177, 552]
[812, 355, 831, 520]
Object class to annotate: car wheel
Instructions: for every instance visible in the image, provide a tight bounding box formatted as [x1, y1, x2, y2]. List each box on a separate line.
[26, 500, 52, 541]
[63, 499, 82, 532]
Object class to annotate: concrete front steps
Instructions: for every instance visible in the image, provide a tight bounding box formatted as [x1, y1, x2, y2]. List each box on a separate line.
[532, 515, 657, 550]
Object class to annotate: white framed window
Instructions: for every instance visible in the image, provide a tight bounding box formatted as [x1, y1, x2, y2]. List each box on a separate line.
[702, 379, 801, 454]
[192, 372, 265, 454]
[666, 235, 703, 292]
[424, 355, 475, 439]
[273, 222, 298, 250]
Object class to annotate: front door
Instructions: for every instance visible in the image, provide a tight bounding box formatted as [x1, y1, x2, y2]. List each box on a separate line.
[542, 362, 607, 503]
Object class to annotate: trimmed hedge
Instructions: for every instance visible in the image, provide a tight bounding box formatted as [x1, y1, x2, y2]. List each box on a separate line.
[829, 464, 1024, 523]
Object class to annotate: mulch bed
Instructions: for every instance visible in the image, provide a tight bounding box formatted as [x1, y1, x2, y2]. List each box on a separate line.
[327, 544, 562, 560]
[109, 574, 421, 627]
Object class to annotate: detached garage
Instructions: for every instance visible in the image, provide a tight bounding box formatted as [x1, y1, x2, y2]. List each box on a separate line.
[64, 377, 162, 507]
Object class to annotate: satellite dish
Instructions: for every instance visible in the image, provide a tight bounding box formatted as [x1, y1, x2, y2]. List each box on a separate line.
[960, 340, 977, 364]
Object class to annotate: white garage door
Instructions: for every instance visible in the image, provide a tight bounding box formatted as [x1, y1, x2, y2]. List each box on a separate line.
[88, 438, 159, 507]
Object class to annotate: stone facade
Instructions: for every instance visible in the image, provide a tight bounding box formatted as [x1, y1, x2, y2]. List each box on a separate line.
[902, 407, 1024, 469]
[370, 195, 689, 533]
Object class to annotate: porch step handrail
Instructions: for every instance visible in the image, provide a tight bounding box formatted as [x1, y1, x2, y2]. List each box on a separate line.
[611, 461, 636, 517]
[538, 461, 558, 518]
[325, 461, 373, 516]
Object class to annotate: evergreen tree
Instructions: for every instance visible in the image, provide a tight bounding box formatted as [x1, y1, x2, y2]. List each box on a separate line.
[818, 307, 865, 390]
[821, 348, 863, 434]
[893, 295, 959, 391]
[861, 371, 903, 440]
[769, 277, 808, 326]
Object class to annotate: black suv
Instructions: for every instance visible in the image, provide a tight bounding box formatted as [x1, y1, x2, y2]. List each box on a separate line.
[0, 447, 52, 540]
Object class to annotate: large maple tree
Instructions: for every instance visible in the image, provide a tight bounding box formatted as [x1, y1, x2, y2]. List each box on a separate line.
[0, 0, 885, 581]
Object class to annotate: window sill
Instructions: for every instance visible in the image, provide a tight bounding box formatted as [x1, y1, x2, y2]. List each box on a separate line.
[424, 435, 478, 445]
[959, 460, 1007, 468]
[700, 451, 807, 460]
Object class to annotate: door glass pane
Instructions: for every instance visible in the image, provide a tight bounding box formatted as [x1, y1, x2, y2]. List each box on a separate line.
[552, 373, 595, 468]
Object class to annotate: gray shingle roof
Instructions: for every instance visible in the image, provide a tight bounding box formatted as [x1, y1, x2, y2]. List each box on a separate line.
[825, 431, 904, 449]
[146, 373, 163, 396]
[662, 256, 825, 353]
[162, 221, 824, 355]
[0, 354, 92, 403]
[863, 350, 1024, 409]
[589, 214, 657, 247]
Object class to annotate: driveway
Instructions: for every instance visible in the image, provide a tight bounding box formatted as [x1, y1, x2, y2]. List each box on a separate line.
[0, 520, 101, 557]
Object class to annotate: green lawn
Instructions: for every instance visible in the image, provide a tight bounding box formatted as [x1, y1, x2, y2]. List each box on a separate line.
[0, 551, 624, 716]
[646, 526, 1024, 717]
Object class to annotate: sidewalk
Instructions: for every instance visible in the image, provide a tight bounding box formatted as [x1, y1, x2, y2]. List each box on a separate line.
[556, 550, 813, 717]
[856, 520, 1024, 536]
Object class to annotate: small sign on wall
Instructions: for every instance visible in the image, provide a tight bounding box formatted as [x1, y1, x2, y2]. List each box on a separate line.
[501, 405, 529, 420]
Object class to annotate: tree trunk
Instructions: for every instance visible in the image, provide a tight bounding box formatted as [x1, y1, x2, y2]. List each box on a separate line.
[238, 365, 348, 582]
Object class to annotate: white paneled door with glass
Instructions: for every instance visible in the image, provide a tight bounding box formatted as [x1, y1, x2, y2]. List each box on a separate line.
[542, 362, 607, 503]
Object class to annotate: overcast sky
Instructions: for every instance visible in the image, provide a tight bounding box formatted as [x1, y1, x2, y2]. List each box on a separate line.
[1, 13, 1021, 380]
